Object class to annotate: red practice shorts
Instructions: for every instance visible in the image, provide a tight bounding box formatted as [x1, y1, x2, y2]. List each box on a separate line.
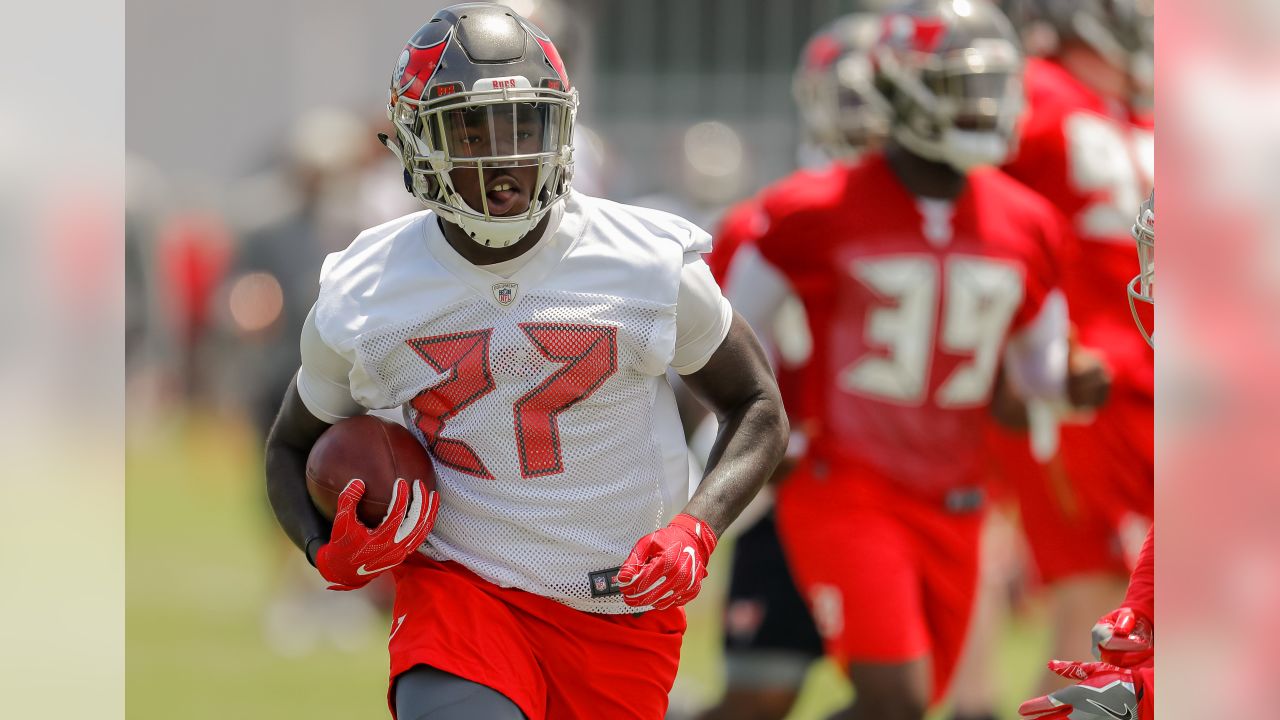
[774, 460, 984, 703]
[984, 422, 1128, 583]
[387, 556, 686, 720]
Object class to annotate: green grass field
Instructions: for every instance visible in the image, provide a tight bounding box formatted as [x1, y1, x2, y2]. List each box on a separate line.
[126, 411, 1050, 719]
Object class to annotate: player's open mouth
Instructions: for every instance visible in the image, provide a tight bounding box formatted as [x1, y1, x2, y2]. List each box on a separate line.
[484, 175, 525, 216]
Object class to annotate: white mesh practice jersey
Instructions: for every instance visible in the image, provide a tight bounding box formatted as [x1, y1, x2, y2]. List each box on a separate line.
[306, 191, 729, 613]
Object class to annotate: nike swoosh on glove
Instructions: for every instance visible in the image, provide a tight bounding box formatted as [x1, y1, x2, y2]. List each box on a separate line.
[616, 513, 718, 611]
[315, 478, 438, 591]
[1019, 660, 1142, 720]
[1092, 607, 1154, 668]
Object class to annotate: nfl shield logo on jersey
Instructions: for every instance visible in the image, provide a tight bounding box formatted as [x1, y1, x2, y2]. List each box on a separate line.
[492, 282, 518, 306]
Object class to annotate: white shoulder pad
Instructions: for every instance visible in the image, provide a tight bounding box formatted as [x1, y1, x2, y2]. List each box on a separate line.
[313, 209, 438, 353]
[576, 194, 713, 255]
[318, 211, 429, 288]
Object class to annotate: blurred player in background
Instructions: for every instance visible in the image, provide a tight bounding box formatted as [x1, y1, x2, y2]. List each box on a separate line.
[264, 4, 788, 718]
[226, 108, 387, 443]
[1019, 194, 1155, 720]
[223, 108, 418, 657]
[694, 14, 884, 720]
[996, 0, 1155, 679]
[722, 2, 1107, 717]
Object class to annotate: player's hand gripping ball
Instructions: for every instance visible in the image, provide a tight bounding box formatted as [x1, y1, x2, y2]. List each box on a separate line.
[306, 415, 436, 526]
[315, 478, 438, 591]
[305, 416, 440, 590]
[1019, 660, 1142, 720]
[617, 513, 717, 610]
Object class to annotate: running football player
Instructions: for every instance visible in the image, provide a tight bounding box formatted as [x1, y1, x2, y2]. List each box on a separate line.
[722, 2, 1104, 717]
[263, 5, 788, 719]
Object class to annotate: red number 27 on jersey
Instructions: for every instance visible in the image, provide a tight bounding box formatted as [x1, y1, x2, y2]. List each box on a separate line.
[405, 323, 618, 480]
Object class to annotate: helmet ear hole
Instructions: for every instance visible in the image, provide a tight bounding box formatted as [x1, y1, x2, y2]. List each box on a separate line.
[402, 169, 414, 195]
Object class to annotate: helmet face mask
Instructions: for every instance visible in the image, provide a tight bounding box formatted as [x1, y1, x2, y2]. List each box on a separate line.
[384, 4, 578, 248]
[1128, 192, 1155, 347]
[872, 0, 1026, 173]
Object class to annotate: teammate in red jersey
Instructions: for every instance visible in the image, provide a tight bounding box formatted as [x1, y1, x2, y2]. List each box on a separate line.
[723, 3, 1104, 717]
[1020, 194, 1155, 720]
[696, 16, 885, 720]
[995, 0, 1155, 677]
[1002, 0, 1154, 522]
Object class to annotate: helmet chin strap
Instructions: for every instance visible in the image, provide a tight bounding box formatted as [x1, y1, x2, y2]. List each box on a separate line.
[453, 210, 539, 249]
[447, 172, 563, 249]
[938, 128, 1012, 172]
[891, 124, 1010, 174]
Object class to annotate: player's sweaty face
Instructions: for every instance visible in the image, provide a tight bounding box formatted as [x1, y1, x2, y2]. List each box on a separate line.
[445, 103, 547, 217]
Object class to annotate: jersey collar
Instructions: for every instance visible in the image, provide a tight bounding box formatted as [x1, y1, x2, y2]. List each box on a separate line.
[421, 194, 586, 310]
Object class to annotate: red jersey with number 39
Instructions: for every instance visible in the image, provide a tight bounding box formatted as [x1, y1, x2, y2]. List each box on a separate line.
[751, 153, 1064, 496]
[1004, 58, 1154, 389]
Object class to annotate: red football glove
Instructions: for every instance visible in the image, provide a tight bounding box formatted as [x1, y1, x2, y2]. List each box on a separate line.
[616, 513, 718, 610]
[1019, 660, 1142, 720]
[1091, 607, 1154, 668]
[315, 478, 438, 591]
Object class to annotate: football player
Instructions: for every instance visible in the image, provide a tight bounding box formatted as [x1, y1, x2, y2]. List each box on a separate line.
[263, 5, 789, 719]
[1019, 195, 1155, 720]
[996, 0, 1155, 678]
[695, 14, 885, 720]
[721, 2, 1108, 718]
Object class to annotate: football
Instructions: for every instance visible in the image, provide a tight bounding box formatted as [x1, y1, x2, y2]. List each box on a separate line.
[305, 415, 436, 528]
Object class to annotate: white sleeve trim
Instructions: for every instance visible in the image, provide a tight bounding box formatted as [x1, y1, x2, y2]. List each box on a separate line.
[671, 253, 734, 375]
[297, 304, 364, 424]
[723, 244, 794, 366]
[1003, 290, 1069, 401]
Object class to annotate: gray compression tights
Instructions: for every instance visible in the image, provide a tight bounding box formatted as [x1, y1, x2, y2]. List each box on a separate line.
[394, 665, 526, 720]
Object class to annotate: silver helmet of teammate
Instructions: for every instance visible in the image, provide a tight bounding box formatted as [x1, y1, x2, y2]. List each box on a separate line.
[1009, 0, 1153, 99]
[870, 0, 1026, 173]
[382, 3, 578, 248]
[1128, 191, 1154, 347]
[792, 13, 889, 162]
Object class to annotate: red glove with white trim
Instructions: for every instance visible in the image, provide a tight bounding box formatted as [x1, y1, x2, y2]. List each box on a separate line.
[1019, 660, 1143, 719]
[616, 513, 718, 610]
[315, 478, 438, 591]
[1091, 607, 1154, 668]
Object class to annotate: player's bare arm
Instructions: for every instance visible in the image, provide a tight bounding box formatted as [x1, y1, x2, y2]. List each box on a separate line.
[617, 312, 787, 611]
[679, 312, 789, 536]
[264, 378, 337, 563]
[265, 380, 435, 587]
[990, 368, 1031, 430]
[262, 376, 335, 561]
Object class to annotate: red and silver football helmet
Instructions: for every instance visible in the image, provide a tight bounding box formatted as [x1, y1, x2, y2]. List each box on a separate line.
[1128, 191, 1154, 347]
[792, 13, 889, 162]
[382, 3, 577, 248]
[870, 0, 1025, 173]
[1010, 0, 1153, 101]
